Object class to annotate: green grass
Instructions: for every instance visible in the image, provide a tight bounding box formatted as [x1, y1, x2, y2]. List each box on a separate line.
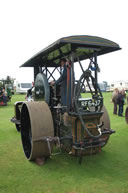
[0, 93, 128, 193]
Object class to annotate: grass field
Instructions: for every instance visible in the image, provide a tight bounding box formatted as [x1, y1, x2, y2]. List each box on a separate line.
[0, 93, 128, 193]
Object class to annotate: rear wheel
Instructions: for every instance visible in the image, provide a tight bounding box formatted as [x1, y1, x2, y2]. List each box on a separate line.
[125, 106, 128, 124]
[100, 105, 111, 147]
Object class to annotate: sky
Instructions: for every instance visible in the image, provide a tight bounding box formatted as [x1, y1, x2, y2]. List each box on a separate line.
[0, 0, 127, 84]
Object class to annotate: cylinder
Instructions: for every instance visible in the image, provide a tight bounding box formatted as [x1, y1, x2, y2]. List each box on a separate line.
[20, 101, 54, 160]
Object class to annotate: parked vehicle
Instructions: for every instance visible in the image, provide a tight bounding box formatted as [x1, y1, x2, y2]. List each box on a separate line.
[110, 80, 128, 91]
[16, 82, 32, 94]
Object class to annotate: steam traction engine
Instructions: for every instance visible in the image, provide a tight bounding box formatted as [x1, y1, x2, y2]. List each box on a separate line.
[12, 36, 121, 163]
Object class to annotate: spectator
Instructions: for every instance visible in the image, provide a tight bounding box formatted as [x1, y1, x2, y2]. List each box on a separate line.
[26, 82, 34, 101]
[117, 90, 124, 117]
[2, 88, 7, 105]
[122, 88, 126, 104]
[112, 88, 119, 115]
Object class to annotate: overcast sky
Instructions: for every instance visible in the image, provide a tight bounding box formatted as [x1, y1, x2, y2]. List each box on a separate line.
[0, 0, 127, 84]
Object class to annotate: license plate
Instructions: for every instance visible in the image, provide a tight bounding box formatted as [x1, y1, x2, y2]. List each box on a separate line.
[81, 99, 101, 107]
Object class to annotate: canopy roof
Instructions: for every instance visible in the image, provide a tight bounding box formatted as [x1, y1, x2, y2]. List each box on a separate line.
[21, 35, 121, 68]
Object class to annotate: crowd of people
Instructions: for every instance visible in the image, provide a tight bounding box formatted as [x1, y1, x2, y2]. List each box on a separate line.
[112, 88, 126, 117]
